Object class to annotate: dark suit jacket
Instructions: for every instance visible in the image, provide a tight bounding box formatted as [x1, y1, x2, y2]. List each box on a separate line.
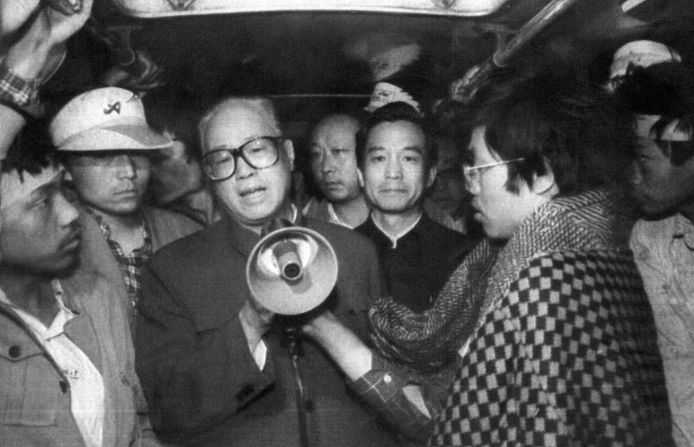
[356, 213, 478, 312]
[135, 213, 399, 447]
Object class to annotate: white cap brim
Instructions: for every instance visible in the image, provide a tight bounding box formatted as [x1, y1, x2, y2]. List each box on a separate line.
[56, 124, 172, 152]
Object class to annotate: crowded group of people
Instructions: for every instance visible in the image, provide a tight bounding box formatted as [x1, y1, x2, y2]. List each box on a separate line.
[1, 1, 693, 447]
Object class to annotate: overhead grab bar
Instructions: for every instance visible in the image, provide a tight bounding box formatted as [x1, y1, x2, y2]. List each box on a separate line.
[450, 0, 581, 103]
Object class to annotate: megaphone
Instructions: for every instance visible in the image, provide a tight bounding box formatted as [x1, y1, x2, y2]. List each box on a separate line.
[246, 226, 338, 315]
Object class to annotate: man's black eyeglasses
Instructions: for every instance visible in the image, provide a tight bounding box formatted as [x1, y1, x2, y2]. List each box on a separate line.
[202, 136, 283, 181]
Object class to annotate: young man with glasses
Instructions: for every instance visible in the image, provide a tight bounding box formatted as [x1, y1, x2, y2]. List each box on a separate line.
[49, 87, 202, 325]
[303, 70, 672, 445]
[460, 152, 533, 239]
[134, 97, 399, 447]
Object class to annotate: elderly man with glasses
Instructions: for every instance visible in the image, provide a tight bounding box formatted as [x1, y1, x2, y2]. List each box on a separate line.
[134, 97, 400, 447]
[302, 70, 673, 446]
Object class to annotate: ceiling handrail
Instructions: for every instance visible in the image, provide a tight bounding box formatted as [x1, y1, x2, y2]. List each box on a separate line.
[450, 0, 580, 103]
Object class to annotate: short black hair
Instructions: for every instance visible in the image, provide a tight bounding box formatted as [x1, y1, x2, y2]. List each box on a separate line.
[356, 101, 438, 170]
[615, 61, 694, 166]
[1, 123, 58, 181]
[461, 66, 633, 195]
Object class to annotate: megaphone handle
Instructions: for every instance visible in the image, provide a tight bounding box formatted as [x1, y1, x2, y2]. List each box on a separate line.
[286, 329, 310, 447]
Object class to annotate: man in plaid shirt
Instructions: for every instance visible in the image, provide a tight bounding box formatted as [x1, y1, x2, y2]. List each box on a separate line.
[86, 207, 152, 310]
[304, 69, 673, 446]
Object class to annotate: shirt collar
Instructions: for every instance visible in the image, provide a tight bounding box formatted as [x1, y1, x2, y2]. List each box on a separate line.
[86, 207, 151, 249]
[0, 280, 75, 340]
[370, 212, 423, 249]
[327, 202, 354, 229]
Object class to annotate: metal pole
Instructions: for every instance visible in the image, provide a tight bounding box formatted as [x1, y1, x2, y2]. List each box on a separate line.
[452, 0, 581, 103]
[286, 327, 310, 447]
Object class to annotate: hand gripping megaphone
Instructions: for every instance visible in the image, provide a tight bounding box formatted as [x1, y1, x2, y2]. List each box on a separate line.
[246, 226, 338, 315]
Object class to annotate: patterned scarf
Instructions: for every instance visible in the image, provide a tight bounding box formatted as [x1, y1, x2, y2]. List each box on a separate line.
[369, 188, 636, 371]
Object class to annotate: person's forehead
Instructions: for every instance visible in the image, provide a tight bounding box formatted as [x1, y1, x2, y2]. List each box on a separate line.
[314, 115, 358, 134]
[311, 121, 357, 147]
[367, 120, 425, 148]
[205, 103, 277, 150]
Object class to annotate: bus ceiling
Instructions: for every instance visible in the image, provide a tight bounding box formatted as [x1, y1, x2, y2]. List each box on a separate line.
[55, 0, 693, 110]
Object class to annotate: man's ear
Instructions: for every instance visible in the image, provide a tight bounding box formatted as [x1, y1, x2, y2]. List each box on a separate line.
[357, 168, 365, 188]
[531, 165, 557, 196]
[426, 166, 437, 188]
[283, 139, 295, 171]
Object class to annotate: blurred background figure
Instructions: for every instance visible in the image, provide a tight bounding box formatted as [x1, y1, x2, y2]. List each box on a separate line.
[145, 92, 221, 226]
[424, 134, 480, 236]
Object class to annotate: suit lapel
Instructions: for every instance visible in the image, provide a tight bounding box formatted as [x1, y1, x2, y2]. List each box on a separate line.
[222, 214, 261, 258]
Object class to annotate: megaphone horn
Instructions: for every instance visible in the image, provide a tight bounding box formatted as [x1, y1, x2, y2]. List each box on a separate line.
[246, 226, 339, 315]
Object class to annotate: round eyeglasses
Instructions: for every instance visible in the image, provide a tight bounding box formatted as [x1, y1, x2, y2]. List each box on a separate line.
[462, 157, 525, 192]
[202, 136, 283, 181]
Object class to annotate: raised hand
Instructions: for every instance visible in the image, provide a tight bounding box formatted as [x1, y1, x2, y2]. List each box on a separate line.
[1, 0, 42, 38]
[29, 0, 93, 46]
[2, 0, 93, 82]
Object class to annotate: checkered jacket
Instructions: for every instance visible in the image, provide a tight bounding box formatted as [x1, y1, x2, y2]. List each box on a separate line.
[431, 189, 673, 446]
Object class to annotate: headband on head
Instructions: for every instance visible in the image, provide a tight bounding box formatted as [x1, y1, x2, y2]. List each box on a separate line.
[0, 166, 65, 211]
[605, 40, 682, 94]
[634, 114, 692, 142]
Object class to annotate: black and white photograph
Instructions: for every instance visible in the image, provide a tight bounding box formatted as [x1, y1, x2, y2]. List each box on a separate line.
[0, 0, 693, 445]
